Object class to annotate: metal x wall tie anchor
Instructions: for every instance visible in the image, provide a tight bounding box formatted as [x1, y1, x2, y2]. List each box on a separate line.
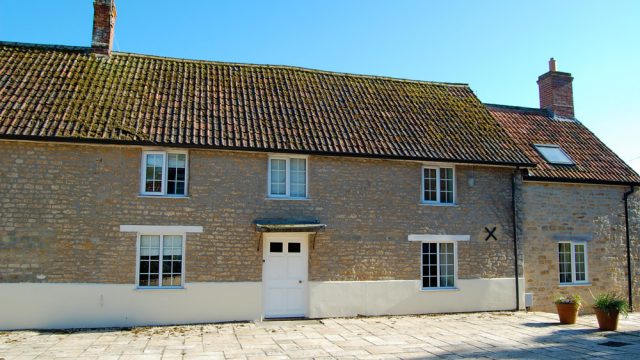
[484, 226, 497, 241]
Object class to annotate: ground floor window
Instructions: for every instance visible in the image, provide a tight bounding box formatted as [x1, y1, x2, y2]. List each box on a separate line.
[138, 234, 184, 288]
[421, 242, 455, 289]
[558, 242, 587, 284]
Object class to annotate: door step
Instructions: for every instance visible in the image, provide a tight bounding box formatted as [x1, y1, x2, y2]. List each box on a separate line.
[261, 318, 319, 325]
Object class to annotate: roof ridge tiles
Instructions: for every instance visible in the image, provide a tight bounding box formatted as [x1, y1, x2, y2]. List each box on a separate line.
[0, 40, 88, 53]
[113, 50, 470, 88]
[0, 41, 469, 88]
[484, 103, 552, 115]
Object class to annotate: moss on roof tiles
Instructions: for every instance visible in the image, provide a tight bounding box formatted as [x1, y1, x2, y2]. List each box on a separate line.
[0, 41, 533, 165]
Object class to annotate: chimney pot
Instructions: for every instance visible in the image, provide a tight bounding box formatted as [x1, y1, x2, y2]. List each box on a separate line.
[537, 58, 574, 118]
[91, 0, 117, 56]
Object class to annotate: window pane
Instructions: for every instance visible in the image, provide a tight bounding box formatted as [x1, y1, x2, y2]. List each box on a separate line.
[139, 235, 161, 287]
[161, 235, 183, 286]
[145, 154, 164, 193]
[558, 243, 572, 284]
[423, 168, 437, 202]
[149, 259, 159, 273]
[168, 153, 186, 168]
[270, 242, 283, 253]
[442, 275, 454, 287]
[163, 274, 182, 287]
[167, 153, 186, 195]
[290, 158, 306, 197]
[535, 145, 574, 165]
[139, 274, 149, 287]
[140, 260, 149, 273]
[270, 159, 287, 195]
[574, 244, 586, 282]
[439, 243, 454, 287]
[140, 235, 160, 255]
[147, 275, 159, 287]
[440, 168, 454, 204]
[288, 242, 301, 253]
[167, 180, 176, 195]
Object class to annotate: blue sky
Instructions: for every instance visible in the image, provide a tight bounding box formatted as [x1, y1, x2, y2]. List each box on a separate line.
[1, 0, 639, 172]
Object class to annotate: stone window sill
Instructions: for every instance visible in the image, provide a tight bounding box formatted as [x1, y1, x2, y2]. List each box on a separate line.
[137, 195, 190, 199]
[419, 203, 459, 207]
[134, 287, 186, 291]
[420, 287, 460, 292]
[559, 282, 592, 287]
[265, 197, 311, 201]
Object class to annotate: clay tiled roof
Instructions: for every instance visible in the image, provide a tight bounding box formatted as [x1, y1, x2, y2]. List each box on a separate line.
[0, 42, 532, 166]
[488, 104, 640, 185]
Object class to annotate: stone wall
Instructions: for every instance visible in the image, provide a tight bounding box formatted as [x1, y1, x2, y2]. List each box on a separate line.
[521, 182, 640, 313]
[0, 141, 519, 285]
[631, 188, 640, 310]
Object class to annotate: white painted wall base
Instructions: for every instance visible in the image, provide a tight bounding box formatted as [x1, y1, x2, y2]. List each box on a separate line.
[1, 278, 525, 330]
[0, 282, 262, 330]
[308, 278, 524, 318]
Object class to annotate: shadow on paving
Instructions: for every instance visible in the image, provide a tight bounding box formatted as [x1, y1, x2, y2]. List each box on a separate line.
[454, 324, 640, 359]
[28, 327, 132, 335]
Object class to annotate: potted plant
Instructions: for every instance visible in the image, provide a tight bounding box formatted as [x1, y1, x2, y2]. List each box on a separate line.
[592, 292, 629, 331]
[554, 294, 582, 324]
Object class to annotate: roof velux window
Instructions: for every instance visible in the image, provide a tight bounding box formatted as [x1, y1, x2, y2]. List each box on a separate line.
[534, 144, 574, 165]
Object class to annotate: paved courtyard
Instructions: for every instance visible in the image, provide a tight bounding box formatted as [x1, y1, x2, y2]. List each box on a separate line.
[1, 311, 639, 359]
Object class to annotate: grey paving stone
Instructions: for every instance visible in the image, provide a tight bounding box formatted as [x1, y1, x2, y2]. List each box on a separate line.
[1, 312, 639, 360]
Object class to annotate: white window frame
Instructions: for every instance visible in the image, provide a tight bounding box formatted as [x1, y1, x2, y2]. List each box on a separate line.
[558, 241, 589, 285]
[140, 149, 189, 197]
[135, 233, 186, 289]
[420, 241, 458, 290]
[121, 225, 202, 290]
[421, 164, 456, 205]
[267, 155, 309, 199]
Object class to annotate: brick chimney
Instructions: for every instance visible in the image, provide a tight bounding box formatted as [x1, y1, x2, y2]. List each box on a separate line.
[91, 0, 117, 56]
[537, 58, 574, 118]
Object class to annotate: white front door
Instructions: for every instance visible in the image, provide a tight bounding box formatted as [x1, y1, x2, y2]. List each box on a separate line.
[263, 234, 308, 318]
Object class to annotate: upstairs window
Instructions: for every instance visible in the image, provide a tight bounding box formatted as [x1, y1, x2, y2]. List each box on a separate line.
[534, 144, 574, 165]
[268, 156, 307, 198]
[141, 151, 188, 196]
[422, 166, 455, 204]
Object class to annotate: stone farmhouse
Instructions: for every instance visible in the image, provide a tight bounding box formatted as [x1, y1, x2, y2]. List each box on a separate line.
[1, 1, 638, 329]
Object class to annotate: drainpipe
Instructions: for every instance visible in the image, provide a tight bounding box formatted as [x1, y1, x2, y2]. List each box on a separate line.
[512, 169, 520, 311]
[623, 185, 635, 311]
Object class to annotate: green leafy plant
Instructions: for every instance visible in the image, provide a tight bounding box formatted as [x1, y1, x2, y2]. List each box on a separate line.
[554, 294, 582, 306]
[592, 292, 629, 317]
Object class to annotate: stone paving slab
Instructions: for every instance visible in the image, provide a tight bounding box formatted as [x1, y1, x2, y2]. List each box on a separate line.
[1, 312, 639, 359]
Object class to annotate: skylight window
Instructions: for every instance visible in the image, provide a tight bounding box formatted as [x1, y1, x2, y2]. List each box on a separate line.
[534, 144, 574, 165]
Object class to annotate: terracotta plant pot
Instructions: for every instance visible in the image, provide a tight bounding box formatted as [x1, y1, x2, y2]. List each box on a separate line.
[556, 303, 580, 324]
[594, 308, 620, 331]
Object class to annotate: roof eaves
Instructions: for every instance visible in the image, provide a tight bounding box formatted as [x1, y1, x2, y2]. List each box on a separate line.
[0, 134, 536, 168]
[524, 175, 640, 187]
